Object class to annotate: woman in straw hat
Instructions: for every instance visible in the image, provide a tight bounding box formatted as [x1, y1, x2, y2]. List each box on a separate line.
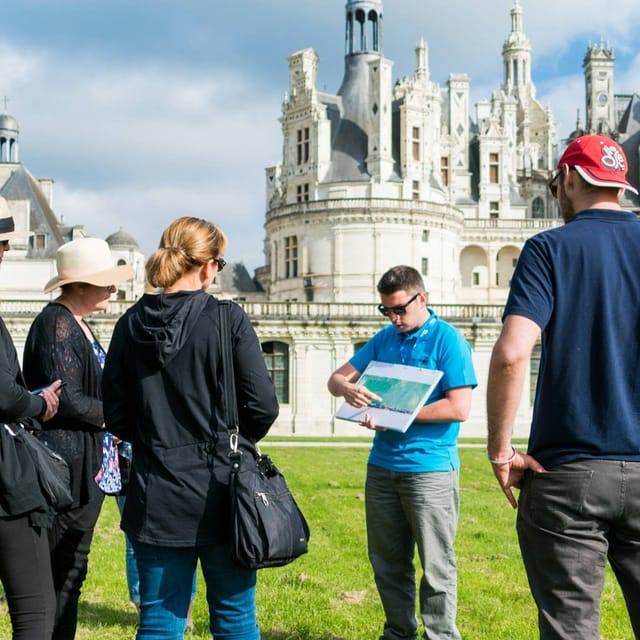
[0, 198, 62, 639]
[22, 237, 133, 640]
[102, 217, 278, 640]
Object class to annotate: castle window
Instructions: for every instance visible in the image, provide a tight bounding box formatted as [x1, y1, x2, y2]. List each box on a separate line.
[531, 197, 545, 219]
[296, 127, 310, 165]
[421, 258, 429, 276]
[262, 341, 290, 404]
[284, 235, 298, 278]
[489, 153, 499, 183]
[441, 156, 449, 187]
[31, 233, 46, 250]
[412, 180, 420, 200]
[490, 201, 500, 218]
[296, 183, 309, 202]
[422, 229, 430, 242]
[412, 127, 420, 161]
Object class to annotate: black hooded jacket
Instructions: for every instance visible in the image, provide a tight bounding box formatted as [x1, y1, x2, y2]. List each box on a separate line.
[102, 291, 279, 546]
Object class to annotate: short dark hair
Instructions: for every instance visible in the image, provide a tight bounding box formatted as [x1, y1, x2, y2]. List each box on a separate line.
[377, 265, 425, 295]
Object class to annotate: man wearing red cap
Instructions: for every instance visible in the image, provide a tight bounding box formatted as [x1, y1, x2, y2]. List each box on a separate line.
[486, 134, 640, 639]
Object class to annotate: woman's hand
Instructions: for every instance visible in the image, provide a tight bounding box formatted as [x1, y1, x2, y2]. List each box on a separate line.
[38, 380, 63, 422]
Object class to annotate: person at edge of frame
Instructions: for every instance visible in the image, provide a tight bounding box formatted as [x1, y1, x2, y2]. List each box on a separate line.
[0, 199, 62, 640]
[487, 133, 640, 639]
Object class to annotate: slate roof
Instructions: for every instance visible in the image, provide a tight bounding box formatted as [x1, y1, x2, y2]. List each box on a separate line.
[0, 164, 65, 257]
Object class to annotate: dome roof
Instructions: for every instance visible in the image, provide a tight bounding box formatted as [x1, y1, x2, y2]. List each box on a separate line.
[0, 114, 19, 133]
[106, 228, 139, 248]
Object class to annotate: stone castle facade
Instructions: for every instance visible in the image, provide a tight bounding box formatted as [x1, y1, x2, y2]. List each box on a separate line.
[260, 0, 560, 308]
[3, 0, 640, 437]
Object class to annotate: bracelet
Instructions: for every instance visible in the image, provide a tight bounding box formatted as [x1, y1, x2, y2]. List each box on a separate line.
[487, 446, 517, 465]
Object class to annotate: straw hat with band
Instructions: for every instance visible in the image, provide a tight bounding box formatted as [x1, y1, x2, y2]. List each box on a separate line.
[44, 237, 134, 293]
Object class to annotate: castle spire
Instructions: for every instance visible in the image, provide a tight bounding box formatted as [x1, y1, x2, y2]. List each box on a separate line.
[502, 0, 532, 93]
[415, 37, 429, 82]
[0, 109, 19, 163]
[345, 0, 384, 56]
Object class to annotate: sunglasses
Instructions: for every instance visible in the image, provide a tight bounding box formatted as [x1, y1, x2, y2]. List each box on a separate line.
[213, 257, 226, 272]
[377, 292, 421, 317]
[548, 166, 576, 198]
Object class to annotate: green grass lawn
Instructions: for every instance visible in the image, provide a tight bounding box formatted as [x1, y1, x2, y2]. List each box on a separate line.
[1, 446, 634, 639]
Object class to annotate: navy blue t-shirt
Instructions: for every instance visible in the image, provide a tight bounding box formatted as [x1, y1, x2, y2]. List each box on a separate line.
[505, 209, 640, 467]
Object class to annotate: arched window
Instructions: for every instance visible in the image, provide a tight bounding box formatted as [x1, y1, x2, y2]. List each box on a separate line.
[531, 197, 545, 219]
[262, 341, 290, 404]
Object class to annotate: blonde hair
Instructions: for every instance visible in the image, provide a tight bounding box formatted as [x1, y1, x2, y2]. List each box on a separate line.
[146, 217, 227, 289]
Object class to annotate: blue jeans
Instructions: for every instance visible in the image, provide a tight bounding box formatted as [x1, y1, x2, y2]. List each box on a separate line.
[132, 541, 259, 640]
[517, 459, 640, 640]
[116, 497, 196, 606]
[365, 464, 461, 640]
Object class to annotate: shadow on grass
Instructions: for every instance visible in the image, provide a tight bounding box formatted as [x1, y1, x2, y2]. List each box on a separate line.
[77, 600, 138, 629]
[76, 603, 350, 640]
[263, 631, 348, 640]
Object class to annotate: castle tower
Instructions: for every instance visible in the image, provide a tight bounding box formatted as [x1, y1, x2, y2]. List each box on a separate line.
[345, 0, 383, 55]
[502, 0, 532, 96]
[0, 112, 19, 164]
[583, 41, 615, 134]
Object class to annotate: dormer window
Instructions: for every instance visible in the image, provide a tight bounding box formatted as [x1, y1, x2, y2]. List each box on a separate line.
[31, 233, 46, 250]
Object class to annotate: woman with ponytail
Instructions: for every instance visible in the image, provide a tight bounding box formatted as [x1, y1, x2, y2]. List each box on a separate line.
[103, 217, 278, 640]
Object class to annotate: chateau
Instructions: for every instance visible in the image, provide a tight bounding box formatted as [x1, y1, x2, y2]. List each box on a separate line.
[2, 0, 639, 437]
[260, 0, 558, 307]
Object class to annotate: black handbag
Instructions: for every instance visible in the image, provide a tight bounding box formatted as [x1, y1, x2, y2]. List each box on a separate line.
[7, 423, 73, 512]
[218, 301, 310, 569]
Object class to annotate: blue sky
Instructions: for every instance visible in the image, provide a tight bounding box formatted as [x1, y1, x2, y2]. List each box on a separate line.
[2, 0, 640, 271]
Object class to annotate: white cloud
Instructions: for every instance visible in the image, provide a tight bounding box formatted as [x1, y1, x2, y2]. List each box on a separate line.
[55, 182, 268, 271]
[4, 46, 280, 270]
[4, 0, 640, 277]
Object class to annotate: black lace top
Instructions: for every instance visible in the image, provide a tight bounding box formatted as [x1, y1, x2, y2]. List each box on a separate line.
[23, 303, 104, 508]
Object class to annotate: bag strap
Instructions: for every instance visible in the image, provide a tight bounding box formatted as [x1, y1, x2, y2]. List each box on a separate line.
[218, 301, 262, 462]
[218, 301, 240, 455]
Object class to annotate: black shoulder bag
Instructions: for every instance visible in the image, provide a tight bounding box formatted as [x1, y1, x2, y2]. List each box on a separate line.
[218, 301, 310, 569]
[5, 423, 73, 512]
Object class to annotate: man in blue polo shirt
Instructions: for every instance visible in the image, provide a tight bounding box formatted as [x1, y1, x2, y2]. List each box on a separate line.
[328, 265, 477, 640]
[487, 134, 640, 639]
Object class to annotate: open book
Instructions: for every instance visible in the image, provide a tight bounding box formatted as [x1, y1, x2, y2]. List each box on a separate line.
[335, 360, 443, 432]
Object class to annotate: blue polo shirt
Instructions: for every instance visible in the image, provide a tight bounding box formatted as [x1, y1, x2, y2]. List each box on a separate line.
[350, 310, 477, 473]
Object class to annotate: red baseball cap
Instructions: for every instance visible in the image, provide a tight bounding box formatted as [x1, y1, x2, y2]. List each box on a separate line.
[557, 134, 638, 195]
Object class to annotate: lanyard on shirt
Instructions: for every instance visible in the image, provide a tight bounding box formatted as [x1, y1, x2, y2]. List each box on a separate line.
[399, 312, 437, 365]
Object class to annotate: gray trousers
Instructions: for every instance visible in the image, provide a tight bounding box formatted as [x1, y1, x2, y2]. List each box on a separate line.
[365, 464, 461, 640]
[517, 459, 640, 640]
